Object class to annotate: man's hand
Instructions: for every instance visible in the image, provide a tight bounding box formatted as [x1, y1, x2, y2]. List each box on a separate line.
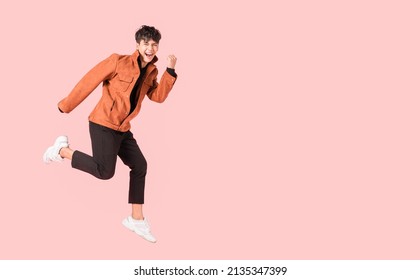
[167, 54, 177, 69]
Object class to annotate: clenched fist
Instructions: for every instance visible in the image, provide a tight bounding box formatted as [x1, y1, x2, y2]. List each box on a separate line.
[167, 55, 177, 69]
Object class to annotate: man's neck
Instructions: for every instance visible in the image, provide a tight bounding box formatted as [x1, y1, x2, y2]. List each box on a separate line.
[141, 61, 148, 69]
[137, 56, 148, 69]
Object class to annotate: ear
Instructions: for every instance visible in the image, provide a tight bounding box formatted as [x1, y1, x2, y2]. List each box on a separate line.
[136, 43, 140, 50]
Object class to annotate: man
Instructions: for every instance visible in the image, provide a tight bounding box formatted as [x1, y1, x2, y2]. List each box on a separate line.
[43, 25, 177, 243]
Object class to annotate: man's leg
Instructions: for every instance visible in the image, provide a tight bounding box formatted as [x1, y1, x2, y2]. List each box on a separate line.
[70, 122, 121, 180]
[60, 147, 74, 160]
[118, 130, 148, 207]
[45, 122, 122, 180]
[119, 131, 156, 242]
[131, 204, 144, 220]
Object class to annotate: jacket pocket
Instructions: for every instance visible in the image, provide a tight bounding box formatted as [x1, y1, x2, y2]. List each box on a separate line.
[111, 74, 133, 92]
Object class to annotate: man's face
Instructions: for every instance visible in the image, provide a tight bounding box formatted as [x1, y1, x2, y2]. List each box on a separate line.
[137, 39, 159, 65]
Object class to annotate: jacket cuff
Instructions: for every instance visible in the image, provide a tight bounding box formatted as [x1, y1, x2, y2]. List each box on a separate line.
[166, 67, 177, 78]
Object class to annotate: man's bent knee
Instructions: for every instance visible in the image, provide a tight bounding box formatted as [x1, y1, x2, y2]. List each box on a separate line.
[97, 168, 115, 180]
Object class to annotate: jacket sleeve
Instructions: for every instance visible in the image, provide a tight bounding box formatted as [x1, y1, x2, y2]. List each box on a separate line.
[58, 54, 118, 113]
[146, 70, 177, 103]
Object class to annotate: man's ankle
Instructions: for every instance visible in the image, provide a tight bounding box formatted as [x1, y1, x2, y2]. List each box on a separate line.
[132, 215, 144, 221]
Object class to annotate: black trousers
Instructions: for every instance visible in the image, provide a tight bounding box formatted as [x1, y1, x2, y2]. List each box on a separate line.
[71, 122, 147, 204]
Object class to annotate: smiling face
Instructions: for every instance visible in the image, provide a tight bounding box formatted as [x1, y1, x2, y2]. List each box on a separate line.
[137, 39, 159, 68]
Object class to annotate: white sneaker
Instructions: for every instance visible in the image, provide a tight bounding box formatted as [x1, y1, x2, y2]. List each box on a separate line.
[122, 216, 157, 243]
[43, 136, 69, 164]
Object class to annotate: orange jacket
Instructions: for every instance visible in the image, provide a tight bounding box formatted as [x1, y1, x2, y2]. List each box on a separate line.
[58, 51, 177, 132]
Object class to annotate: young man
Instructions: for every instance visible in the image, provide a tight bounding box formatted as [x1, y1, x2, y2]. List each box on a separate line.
[43, 25, 177, 243]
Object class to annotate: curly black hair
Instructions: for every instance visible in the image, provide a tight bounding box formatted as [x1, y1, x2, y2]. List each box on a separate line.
[135, 25, 162, 43]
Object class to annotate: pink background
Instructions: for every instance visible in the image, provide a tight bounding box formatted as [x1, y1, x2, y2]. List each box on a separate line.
[0, 0, 419, 259]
